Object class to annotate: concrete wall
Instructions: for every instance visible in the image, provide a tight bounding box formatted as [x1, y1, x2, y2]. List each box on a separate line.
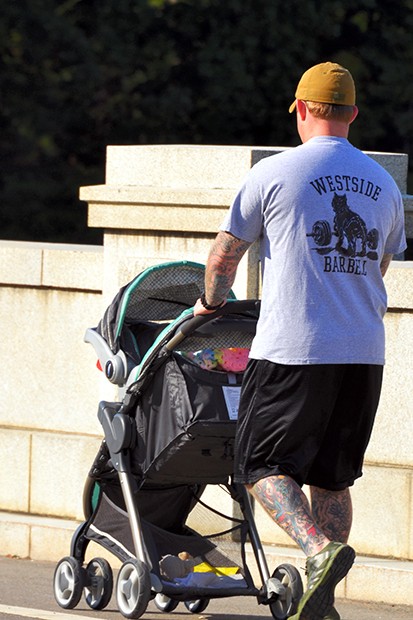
[1, 145, 412, 604]
[0, 243, 105, 536]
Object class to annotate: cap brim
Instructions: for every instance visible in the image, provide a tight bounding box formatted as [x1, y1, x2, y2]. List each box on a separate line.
[289, 100, 297, 113]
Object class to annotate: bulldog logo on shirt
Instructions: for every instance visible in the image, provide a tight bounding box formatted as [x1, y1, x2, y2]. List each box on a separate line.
[307, 193, 379, 274]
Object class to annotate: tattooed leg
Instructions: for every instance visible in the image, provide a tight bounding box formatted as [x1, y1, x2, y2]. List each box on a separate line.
[310, 486, 353, 544]
[250, 475, 330, 557]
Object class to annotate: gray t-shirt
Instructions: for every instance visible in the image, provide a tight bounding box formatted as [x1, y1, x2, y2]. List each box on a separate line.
[221, 136, 407, 364]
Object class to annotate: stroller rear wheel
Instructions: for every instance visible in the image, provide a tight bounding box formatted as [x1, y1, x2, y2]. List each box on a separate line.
[184, 598, 210, 613]
[53, 556, 84, 609]
[116, 559, 151, 618]
[269, 563, 303, 620]
[84, 558, 113, 610]
[154, 593, 180, 612]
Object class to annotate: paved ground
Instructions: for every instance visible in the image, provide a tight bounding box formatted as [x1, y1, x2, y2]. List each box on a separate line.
[0, 556, 412, 620]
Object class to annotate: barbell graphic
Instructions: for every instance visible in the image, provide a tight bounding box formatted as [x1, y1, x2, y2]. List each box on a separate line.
[307, 220, 332, 246]
[307, 220, 379, 250]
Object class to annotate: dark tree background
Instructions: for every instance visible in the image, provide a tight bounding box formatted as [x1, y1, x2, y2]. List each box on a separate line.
[1, 0, 413, 245]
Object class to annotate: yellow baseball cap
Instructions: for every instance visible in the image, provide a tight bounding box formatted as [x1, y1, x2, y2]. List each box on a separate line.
[289, 62, 356, 113]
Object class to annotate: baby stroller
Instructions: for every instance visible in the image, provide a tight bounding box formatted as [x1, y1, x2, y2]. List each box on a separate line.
[53, 261, 303, 619]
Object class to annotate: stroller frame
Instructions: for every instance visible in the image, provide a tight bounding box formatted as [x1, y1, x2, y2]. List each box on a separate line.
[53, 261, 303, 619]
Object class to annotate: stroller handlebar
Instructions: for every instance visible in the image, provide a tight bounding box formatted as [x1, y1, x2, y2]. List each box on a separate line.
[164, 299, 260, 351]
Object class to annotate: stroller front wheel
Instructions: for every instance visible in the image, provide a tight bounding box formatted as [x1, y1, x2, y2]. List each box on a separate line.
[84, 557, 113, 610]
[184, 598, 210, 613]
[53, 556, 84, 609]
[154, 593, 180, 612]
[116, 559, 151, 618]
[269, 563, 303, 620]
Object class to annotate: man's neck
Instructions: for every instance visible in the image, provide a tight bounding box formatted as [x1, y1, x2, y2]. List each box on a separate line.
[304, 121, 349, 141]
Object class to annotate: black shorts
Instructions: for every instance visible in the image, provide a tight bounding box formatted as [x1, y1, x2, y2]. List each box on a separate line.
[234, 360, 383, 491]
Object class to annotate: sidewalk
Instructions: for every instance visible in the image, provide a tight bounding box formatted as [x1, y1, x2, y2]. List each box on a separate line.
[1, 555, 413, 620]
[1, 511, 412, 607]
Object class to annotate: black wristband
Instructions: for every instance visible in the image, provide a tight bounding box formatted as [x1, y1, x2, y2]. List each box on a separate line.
[200, 292, 224, 311]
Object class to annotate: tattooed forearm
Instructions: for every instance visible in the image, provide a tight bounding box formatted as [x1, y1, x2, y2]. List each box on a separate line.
[204, 231, 251, 305]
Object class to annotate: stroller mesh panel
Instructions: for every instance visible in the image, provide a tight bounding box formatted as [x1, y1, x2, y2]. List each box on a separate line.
[177, 329, 254, 353]
[185, 486, 246, 569]
[97, 262, 211, 353]
[99, 480, 203, 533]
[122, 265, 206, 322]
[86, 485, 253, 586]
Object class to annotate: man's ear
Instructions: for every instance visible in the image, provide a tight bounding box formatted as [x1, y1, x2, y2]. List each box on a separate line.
[349, 105, 359, 124]
[296, 99, 307, 120]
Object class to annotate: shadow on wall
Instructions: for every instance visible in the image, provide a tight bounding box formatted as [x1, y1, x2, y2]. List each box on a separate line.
[405, 239, 413, 260]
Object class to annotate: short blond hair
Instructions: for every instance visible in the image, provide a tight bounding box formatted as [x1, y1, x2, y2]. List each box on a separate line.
[305, 101, 355, 122]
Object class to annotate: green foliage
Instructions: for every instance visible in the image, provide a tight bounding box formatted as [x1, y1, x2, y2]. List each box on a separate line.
[1, 0, 412, 243]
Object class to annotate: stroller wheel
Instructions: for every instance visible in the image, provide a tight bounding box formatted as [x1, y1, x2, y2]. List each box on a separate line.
[154, 593, 180, 612]
[84, 557, 113, 610]
[184, 599, 210, 613]
[116, 559, 151, 618]
[53, 556, 84, 609]
[269, 563, 303, 620]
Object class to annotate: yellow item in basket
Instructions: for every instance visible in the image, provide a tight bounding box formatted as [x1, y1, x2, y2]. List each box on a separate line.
[193, 562, 239, 576]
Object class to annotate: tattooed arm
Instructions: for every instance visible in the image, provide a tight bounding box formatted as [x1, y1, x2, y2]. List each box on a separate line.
[380, 253, 393, 277]
[194, 231, 252, 315]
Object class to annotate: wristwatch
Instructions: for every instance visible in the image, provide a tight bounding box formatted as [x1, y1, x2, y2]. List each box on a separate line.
[200, 292, 224, 311]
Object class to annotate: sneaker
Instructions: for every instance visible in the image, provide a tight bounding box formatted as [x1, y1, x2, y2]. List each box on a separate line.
[290, 605, 341, 619]
[293, 609, 340, 620]
[289, 542, 355, 619]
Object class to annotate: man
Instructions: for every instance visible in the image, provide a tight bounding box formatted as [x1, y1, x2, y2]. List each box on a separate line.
[194, 62, 407, 620]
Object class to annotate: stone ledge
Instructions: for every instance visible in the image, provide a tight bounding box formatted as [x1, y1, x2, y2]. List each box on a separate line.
[402, 194, 413, 210]
[42, 246, 103, 290]
[88, 203, 230, 233]
[104, 145, 284, 188]
[365, 151, 408, 191]
[80, 185, 237, 232]
[80, 184, 236, 205]
[80, 187, 413, 238]
[402, 194, 413, 237]
[0, 241, 103, 291]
